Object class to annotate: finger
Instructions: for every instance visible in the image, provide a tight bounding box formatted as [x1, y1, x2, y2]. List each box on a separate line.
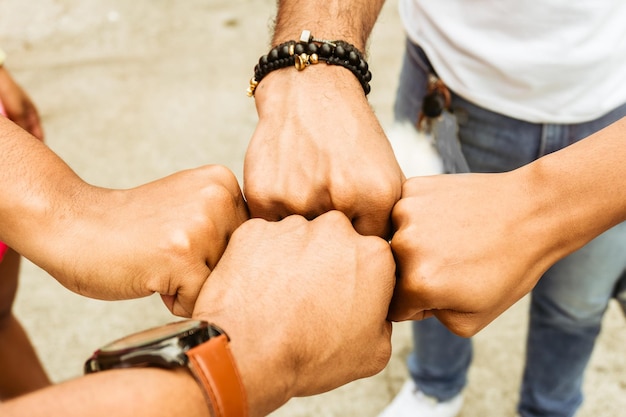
[26, 107, 44, 141]
[170, 300, 193, 318]
[414, 310, 435, 321]
[388, 307, 435, 322]
[433, 310, 481, 338]
[160, 294, 177, 314]
[387, 273, 436, 321]
[388, 308, 416, 322]
[248, 194, 337, 223]
[352, 212, 392, 238]
[168, 289, 198, 319]
[161, 261, 212, 318]
[386, 284, 411, 322]
[244, 193, 289, 222]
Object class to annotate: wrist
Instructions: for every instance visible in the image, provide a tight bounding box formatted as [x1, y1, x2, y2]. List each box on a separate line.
[514, 160, 590, 265]
[193, 296, 295, 417]
[273, 28, 366, 52]
[248, 31, 372, 98]
[6, 174, 96, 266]
[254, 64, 368, 115]
[23, 183, 114, 288]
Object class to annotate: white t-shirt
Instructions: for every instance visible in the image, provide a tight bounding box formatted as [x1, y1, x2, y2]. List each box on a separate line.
[399, 0, 626, 123]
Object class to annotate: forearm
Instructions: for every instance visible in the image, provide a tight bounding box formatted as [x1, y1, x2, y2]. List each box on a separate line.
[0, 117, 94, 257]
[521, 116, 626, 260]
[0, 368, 209, 417]
[264, 0, 385, 98]
[273, 0, 386, 49]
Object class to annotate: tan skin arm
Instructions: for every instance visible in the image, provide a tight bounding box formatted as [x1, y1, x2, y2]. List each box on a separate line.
[0, 116, 248, 317]
[0, 63, 50, 398]
[272, 0, 384, 49]
[244, 0, 404, 238]
[0, 369, 209, 417]
[0, 212, 395, 417]
[389, 117, 626, 336]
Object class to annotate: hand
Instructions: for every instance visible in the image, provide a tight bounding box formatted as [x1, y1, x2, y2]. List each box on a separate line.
[388, 172, 563, 336]
[0, 66, 44, 140]
[244, 66, 404, 238]
[37, 165, 248, 317]
[193, 211, 395, 417]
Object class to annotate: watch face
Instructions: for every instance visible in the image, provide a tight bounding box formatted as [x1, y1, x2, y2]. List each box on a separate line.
[84, 320, 224, 373]
[100, 320, 204, 352]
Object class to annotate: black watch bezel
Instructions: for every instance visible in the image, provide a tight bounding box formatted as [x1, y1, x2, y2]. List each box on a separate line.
[84, 320, 225, 374]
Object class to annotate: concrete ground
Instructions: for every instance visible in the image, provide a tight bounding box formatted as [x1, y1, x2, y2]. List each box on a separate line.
[2, 1, 625, 415]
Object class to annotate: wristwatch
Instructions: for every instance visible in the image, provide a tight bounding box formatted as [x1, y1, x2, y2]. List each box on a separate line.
[84, 319, 247, 417]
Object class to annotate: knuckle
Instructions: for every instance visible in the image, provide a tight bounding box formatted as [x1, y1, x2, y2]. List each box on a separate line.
[367, 335, 393, 376]
[439, 313, 481, 338]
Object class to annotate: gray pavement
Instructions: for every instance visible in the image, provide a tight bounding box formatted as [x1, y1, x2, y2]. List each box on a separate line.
[3, 1, 625, 415]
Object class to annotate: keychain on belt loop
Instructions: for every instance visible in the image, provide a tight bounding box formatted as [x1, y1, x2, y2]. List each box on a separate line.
[417, 74, 451, 133]
[417, 74, 470, 173]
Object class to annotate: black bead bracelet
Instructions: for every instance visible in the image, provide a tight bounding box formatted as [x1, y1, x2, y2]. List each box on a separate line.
[247, 30, 372, 97]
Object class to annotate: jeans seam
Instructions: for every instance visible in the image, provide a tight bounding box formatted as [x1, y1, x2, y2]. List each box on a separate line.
[538, 123, 549, 158]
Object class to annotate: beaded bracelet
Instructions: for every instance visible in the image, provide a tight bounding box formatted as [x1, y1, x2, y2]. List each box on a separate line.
[247, 30, 372, 97]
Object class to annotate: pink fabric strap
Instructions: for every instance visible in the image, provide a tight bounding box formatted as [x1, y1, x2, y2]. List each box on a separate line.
[0, 242, 8, 263]
[0, 97, 7, 262]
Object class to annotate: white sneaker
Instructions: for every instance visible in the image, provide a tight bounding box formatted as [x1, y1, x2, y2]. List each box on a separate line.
[377, 379, 464, 417]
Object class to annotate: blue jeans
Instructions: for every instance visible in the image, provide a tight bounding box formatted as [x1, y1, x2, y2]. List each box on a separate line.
[394, 39, 626, 417]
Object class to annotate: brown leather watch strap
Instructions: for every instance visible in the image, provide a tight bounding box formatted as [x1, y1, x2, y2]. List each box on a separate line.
[187, 334, 248, 417]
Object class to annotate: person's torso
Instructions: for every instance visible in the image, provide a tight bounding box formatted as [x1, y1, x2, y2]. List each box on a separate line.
[400, 0, 626, 123]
